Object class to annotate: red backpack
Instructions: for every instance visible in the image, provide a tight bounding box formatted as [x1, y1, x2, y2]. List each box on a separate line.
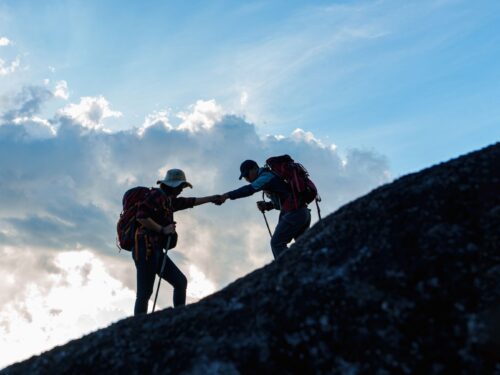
[116, 186, 152, 251]
[265, 155, 322, 218]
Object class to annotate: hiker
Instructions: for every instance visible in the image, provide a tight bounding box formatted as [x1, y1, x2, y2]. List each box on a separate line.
[132, 169, 220, 315]
[215, 159, 312, 259]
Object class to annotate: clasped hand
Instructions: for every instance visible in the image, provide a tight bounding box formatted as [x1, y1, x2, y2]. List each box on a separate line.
[212, 194, 228, 206]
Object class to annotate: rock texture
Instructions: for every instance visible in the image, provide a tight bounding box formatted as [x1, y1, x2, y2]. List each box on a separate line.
[2, 143, 500, 375]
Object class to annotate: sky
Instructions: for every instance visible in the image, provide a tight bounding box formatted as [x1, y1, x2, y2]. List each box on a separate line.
[0, 0, 499, 369]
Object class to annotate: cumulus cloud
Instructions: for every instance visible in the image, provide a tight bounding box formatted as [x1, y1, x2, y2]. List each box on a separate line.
[57, 96, 122, 130]
[0, 87, 390, 367]
[177, 99, 223, 132]
[9, 116, 56, 139]
[0, 89, 390, 285]
[138, 109, 173, 136]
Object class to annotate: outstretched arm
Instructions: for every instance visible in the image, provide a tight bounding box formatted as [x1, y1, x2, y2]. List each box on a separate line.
[214, 184, 259, 205]
[214, 171, 275, 205]
[193, 195, 221, 206]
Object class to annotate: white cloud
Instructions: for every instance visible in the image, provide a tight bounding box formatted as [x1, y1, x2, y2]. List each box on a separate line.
[58, 96, 122, 129]
[0, 248, 134, 369]
[187, 264, 216, 299]
[54, 80, 69, 100]
[291, 128, 325, 147]
[0, 89, 390, 368]
[138, 109, 173, 136]
[0, 37, 11, 47]
[177, 99, 223, 132]
[0, 57, 20, 76]
[11, 115, 56, 139]
[0, 85, 55, 140]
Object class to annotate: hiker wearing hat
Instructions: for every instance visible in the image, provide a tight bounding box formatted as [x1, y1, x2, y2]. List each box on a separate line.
[133, 169, 220, 315]
[215, 160, 311, 259]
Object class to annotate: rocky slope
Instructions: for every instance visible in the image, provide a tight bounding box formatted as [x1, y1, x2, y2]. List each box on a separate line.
[2, 143, 499, 374]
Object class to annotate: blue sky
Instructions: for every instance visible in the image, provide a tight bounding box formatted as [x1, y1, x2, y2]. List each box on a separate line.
[2, 0, 499, 175]
[1, 0, 500, 368]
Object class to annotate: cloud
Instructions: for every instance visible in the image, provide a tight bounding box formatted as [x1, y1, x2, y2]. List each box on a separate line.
[0, 37, 22, 77]
[177, 99, 223, 132]
[0, 89, 390, 281]
[0, 86, 56, 139]
[138, 109, 173, 136]
[0, 87, 390, 367]
[0, 248, 134, 369]
[1, 85, 53, 120]
[0, 37, 11, 47]
[240, 91, 249, 106]
[0, 57, 20, 76]
[57, 96, 122, 130]
[54, 80, 69, 100]
[9, 116, 56, 139]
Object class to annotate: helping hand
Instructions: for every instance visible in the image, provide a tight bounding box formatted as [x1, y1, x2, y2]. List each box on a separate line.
[212, 194, 228, 206]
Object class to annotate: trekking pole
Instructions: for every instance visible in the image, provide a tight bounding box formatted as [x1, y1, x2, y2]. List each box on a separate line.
[261, 192, 273, 238]
[315, 196, 322, 221]
[152, 234, 173, 313]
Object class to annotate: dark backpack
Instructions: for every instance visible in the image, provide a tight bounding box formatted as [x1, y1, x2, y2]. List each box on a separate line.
[116, 186, 152, 251]
[265, 155, 321, 217]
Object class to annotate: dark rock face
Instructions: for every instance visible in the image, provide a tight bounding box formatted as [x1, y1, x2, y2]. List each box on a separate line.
[2, 143, 499, 375]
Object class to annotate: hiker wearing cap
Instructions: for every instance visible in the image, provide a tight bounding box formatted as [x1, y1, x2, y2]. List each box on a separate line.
[215, 160, 311, 259]
[133, 169, 220, 315]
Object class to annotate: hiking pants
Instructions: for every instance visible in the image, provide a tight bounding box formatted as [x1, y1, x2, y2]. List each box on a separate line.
[271, 207, 311, 259]
[132, 236, 187, 315]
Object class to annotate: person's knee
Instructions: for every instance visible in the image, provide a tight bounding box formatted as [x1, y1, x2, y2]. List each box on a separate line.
[271, 231, 288, 249]
[136, 285, 153, 301]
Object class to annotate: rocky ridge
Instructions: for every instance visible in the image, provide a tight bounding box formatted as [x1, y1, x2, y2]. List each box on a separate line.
[2, 143, 499, 374]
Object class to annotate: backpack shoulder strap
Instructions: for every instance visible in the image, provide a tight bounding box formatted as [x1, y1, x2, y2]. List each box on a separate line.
[156, 187, 174, 211]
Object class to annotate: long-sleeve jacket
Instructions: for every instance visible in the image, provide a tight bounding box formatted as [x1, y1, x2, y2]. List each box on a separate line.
[226, 168, 295, 211]
[136, 188, 195, 256]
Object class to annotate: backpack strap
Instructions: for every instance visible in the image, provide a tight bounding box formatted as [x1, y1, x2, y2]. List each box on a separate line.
[157, 187, 174, 210]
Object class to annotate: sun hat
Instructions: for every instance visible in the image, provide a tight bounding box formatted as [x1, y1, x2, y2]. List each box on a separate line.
[157, 169, 193, 188]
